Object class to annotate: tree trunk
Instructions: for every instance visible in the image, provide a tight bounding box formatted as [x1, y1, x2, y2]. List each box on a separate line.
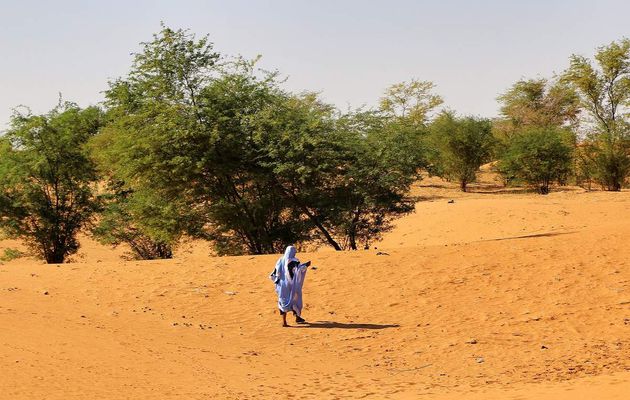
[306, 212, 342, 251]
[539, 184, 550, 195]
[348, 233, 358, 250]
[608, 180, 622, 191]
[281, 186, 342, 251]
[45, 246, 65, 264]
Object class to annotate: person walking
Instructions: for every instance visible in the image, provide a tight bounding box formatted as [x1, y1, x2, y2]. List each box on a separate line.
[270, 245, 310, 327]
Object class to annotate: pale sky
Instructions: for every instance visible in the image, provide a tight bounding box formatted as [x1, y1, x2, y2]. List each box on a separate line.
[1, 0, 629, 131]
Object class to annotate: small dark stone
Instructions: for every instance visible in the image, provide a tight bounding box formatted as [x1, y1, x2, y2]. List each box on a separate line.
[43, 291, 49, 295]
[541, 345, 548, 349]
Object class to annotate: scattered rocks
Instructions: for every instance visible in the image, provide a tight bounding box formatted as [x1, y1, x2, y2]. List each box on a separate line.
[466, 339, 478, 345]
[475, 357, 485, 364]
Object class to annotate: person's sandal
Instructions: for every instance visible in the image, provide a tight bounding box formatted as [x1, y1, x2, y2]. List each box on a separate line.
[295, 316, 306, 324]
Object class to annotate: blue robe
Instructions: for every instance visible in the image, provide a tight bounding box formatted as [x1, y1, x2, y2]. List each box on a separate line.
[270, 246, 308, 316]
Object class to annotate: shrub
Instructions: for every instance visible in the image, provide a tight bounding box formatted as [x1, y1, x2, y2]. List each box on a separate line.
[498, 128, 573, 194]
[0, 103, 101, 263]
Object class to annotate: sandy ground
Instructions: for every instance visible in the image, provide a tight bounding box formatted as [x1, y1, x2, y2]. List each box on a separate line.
[1, 172, 629, 399]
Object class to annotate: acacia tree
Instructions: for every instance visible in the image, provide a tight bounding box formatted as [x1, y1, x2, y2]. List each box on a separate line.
[255, 100, 421, 250]
[98, 27, 308, 255]
[92, 25, 219, 256]
[495, 78, 580, 139]
[98, 26, 424, 254]
[498, 128, 573, 194]
[428, 112, 495, 192]
[335, 110, 422, 248]
[0, 103, 101, 263]
[563, 39, 630, 191]
[90, 181, 187, 259]
[379, 79, 443, 126]
[495, 78, 580, 187]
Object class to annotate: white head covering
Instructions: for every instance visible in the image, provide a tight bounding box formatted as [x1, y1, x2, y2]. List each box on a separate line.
[281, 245, 298, 282]
[271, 245, 307, 315]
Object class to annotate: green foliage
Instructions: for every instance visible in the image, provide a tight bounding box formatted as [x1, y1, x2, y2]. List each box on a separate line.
[379, 79, 443, 126]
[90, 181, 182, 260]
[428, 113, 495, 191]
[0, 248, 24, 262]
[577, 138, 630, 191]
[495, 77, 581, 187]
[496, 78, 580, 139]
[0, 103, 102, 263]
[498, 128, 574, 194]
[255, 100, 421, 250]
[563, 39, 630, 190]
[95, 25, 424, 254]
[333, 110, 421, 249]
[99, 27, 309, 255]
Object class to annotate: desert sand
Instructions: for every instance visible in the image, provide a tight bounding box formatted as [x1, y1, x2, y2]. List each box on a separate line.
[1, 171, 629, 399]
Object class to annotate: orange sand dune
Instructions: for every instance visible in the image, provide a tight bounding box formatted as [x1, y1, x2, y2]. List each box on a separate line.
[1, 176, 629, 399]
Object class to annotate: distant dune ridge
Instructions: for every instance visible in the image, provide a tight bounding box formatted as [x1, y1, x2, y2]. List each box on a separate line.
[1, 172, 629, 399]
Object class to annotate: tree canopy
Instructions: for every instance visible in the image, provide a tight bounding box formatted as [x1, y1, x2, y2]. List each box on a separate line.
[563, 39, 630, 191]
[428, 113, 495, 192]
[496, 78, 580, 139]
[2, 25, 629, 261]
[93, 26, 423, 255]
[0, 103, 102, 263]
[498, 127, 573, 194]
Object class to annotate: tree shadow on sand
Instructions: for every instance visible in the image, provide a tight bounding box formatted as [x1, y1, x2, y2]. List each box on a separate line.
[294, 321, 399, 330]
[482, 231, 577, 242]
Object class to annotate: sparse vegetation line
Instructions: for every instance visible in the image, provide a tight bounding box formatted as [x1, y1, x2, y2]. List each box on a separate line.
[0, 26, 628, 262]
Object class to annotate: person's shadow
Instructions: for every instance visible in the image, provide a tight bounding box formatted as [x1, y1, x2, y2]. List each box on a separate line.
[294, 321, 399, 330]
